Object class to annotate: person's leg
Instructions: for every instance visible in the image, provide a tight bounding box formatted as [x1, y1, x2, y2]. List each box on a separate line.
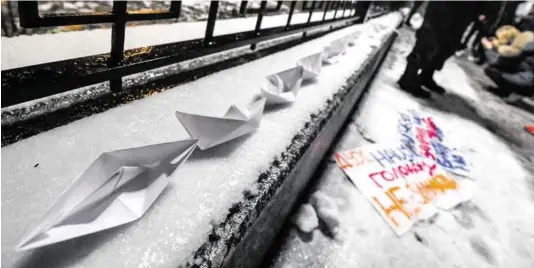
[398, 50, 431, 98]
[461, 22, 477, 49]
[472, 41, 487, 64]
[397, 47, 430, 98]
[501, 71, 534, 96]
[484, 67, 512, 97]
[484, 68, 533, 97]
[419, 46, 454, 94]
[420, 68, 446, 94]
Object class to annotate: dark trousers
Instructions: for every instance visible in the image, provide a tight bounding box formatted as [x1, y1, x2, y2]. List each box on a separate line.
[400, 1, 482, 85]
[461, 20, 490, 60]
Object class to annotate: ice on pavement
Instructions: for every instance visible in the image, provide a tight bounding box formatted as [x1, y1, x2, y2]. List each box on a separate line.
[268, 28, 534, 268]
[1, 13, 402, 268]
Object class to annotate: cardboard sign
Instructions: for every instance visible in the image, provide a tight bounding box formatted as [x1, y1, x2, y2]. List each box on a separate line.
[335, 143, 469, 235]
[398, 110, 471, 178]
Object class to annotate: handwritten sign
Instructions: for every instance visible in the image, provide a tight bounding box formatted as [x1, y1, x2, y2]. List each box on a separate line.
[398, 110, 471, 178]
[335, 143, 469, 235]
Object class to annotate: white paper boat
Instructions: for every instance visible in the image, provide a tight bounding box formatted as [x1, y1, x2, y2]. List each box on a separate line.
[176, 98, 266, 150]
[261, 66, 304, 105]
[322, 38, 347, 64]
[297, 52, 323, 80]
[16, 139, 199, 251]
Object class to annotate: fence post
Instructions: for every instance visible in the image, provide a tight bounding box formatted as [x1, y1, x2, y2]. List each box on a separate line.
[276, 1, 283, 10]
[109, 1, 127, 92]
[322, 1, 331, 21]
[303, 1, 316, 38]
[204, 1, 219, 47]
[239, 1, 248, 15]
[250, 1, 267, 50]
[170, 1, 182, 18]
[286, 1, 297, 29]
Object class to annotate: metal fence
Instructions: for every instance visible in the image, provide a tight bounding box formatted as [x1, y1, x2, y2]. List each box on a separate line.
[1, 1, 382, 108]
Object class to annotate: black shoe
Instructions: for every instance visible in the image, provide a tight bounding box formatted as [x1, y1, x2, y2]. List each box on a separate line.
[398, 78, 431, 99]
[421, 78, 446, 94]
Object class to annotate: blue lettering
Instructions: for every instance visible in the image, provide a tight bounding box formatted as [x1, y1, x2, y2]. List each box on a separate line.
[370, 150, 392, 168]
[385, 148, 406, 164]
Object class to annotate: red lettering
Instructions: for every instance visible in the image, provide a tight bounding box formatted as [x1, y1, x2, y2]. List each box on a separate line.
[423, 117, 438, 139]
[335, 153, 353, 169]
[335, 150, 371, 170]
[398, 165, 409, 176]
[426, 163, 437, 176]
[369, 171, 385, 188]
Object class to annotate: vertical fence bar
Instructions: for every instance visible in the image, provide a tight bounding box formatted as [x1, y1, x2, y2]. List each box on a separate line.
[285, 1, 297, 29]
[322, 1, 330, 21]
[239, 1, 248, 15]
[17, 1, 39, 28]
[109, 1, 127, 92]
[303, 1, 316, 38]
[333, 1, 340, 20]
[306, 1, 316, 23]
[353, 1, 361, 18]
[169, 1, 182, 17]
[276, 1, 282, 10]
[342, 1, 348, 18]
[204, 1, 219, 47]
[250, 0, 267, 50]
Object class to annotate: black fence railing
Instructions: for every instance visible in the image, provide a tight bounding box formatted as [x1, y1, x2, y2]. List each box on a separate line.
[1, 1, 384, 108]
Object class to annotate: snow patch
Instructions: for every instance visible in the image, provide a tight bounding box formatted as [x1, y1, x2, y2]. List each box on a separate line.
[291, 204, 319, 233]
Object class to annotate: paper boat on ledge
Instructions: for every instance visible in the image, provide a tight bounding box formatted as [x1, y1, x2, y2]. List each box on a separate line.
[261, 66, 304, 105]
[176, 98, 266, 150]
[322, 39, 347, 64]
[297, 52, 323, 80]
[341, 35, 356, 47]
[16, 139, 199, 251]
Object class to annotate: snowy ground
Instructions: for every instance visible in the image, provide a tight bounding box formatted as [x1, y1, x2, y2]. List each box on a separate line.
[1, 13, 402, 268]
[266, 27, 534, 268]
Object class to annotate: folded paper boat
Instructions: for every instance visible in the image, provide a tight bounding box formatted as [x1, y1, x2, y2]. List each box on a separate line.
[340, 35, 356, 47]
[175, 97, 266, 150]
[261, 66, 304, 105]
[322, 38, 347, 64]
[297, 52, 323, 81]
[16, 139, 199, 251]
